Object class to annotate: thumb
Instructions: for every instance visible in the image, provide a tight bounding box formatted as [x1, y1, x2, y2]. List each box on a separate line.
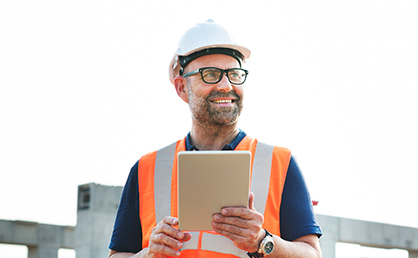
[249, 191, 256, 211]
[180, 232, 192, 242]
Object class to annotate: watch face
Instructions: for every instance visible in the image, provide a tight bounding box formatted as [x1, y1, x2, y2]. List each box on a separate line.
[264, 241, 274, 254]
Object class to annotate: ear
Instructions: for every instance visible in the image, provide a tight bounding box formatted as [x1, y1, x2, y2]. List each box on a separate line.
[174, 76, 189, 103]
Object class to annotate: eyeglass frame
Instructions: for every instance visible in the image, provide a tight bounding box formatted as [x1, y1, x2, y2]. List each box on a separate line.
[181, 67, 249, 85]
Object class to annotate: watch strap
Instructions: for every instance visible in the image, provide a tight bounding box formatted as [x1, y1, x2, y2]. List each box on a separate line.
[246, 251, 264, 258]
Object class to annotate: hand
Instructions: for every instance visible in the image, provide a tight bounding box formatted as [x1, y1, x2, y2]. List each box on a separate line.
[146, 216, 191, 258]
[211, 192, 265, 253]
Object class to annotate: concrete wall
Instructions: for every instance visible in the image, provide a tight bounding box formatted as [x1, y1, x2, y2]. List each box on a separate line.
[317, 214, 418, 257]
[0, 220, 74, 258]
[1, 183, 418, 258]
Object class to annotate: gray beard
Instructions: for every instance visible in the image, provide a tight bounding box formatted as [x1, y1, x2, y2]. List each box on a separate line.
[187, 87, 243, 126]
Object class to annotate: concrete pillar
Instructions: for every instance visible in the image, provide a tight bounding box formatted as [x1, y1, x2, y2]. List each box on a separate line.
[27, 245, 59, 258]
[26, 223, 63, 258]
[317, 215, 340, 258]
[74, 183, 122, 258]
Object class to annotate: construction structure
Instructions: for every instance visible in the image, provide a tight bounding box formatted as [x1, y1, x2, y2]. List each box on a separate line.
[1, 183, 417, 258]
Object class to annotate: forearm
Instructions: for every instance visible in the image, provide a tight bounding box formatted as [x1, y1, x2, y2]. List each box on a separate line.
[108, 248, 148, 258]
[269, 235, 322, 258]
[109, 253, 136, 258]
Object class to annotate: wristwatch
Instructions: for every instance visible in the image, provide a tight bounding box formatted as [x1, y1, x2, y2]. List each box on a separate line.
[246, 229, 274, 258]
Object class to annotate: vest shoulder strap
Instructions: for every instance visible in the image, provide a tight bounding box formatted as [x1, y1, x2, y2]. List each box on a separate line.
[138, 139, 186, 247]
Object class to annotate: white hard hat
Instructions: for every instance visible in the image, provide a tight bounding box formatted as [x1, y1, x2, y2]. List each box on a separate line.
[168, 19, 251, 84]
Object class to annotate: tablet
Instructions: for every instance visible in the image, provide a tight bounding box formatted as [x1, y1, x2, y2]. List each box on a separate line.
[177, 151, 251, 231]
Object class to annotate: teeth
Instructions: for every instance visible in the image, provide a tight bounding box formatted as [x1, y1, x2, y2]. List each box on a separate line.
[213, 100, 232, 104]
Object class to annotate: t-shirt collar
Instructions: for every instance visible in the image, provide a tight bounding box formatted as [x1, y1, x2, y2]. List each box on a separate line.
[185, 129, 246, 151]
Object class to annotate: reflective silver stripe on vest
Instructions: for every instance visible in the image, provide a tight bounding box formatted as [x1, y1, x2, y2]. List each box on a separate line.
[180, 232, 248, 257]
[250, 141, 274, 215]
[202, 233, 248, 257]
[154, 142, 177, 223]
[180, 231, 200, 251]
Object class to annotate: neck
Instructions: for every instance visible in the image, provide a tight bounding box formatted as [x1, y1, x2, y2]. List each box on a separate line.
[190, 122, 240, 151]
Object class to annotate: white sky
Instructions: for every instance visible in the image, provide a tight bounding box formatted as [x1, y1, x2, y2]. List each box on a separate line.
[1, 1, 417, 256]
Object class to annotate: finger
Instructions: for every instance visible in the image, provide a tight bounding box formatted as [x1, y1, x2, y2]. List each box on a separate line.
[220, 207, 254, 220]
[154, 217, 184, 240]
[149, 231, 187, 257]
[148, 242, 181, 257]
[248, 192, 256, 211]
[180, 231, 192, 242]
[163, 216, 179, 226]
[212, 220, 247, 237]
[213, 226, 247, 241]
[150, 230, 183, 248]
[213, 213, 251, 229]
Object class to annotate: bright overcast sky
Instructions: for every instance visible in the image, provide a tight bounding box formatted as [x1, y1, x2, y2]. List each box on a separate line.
[1, 1, 417, 245]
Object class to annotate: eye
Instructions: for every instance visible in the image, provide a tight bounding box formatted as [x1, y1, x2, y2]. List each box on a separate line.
[229, 69, 245, 79]
[202, 69, 221, 81]
[205, 72, 216, 78]
[229, 71, 239, 78]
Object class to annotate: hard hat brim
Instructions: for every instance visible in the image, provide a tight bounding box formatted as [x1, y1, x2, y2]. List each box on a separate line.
[178, 47, 246, 76]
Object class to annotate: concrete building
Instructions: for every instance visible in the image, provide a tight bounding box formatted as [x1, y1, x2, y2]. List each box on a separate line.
[1, 183, 417, 258]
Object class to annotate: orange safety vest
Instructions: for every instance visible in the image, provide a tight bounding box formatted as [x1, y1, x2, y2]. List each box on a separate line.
[138, 136, 291, 258]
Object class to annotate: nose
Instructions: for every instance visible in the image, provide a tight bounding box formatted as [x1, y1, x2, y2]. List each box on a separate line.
[216, 73, 233, 92]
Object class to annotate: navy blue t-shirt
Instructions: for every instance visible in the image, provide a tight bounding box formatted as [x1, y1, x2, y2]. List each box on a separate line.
[109, 131, 322, 252]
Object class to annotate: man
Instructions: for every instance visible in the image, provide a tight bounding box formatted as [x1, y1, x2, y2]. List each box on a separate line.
[108, 20, 322, 258]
